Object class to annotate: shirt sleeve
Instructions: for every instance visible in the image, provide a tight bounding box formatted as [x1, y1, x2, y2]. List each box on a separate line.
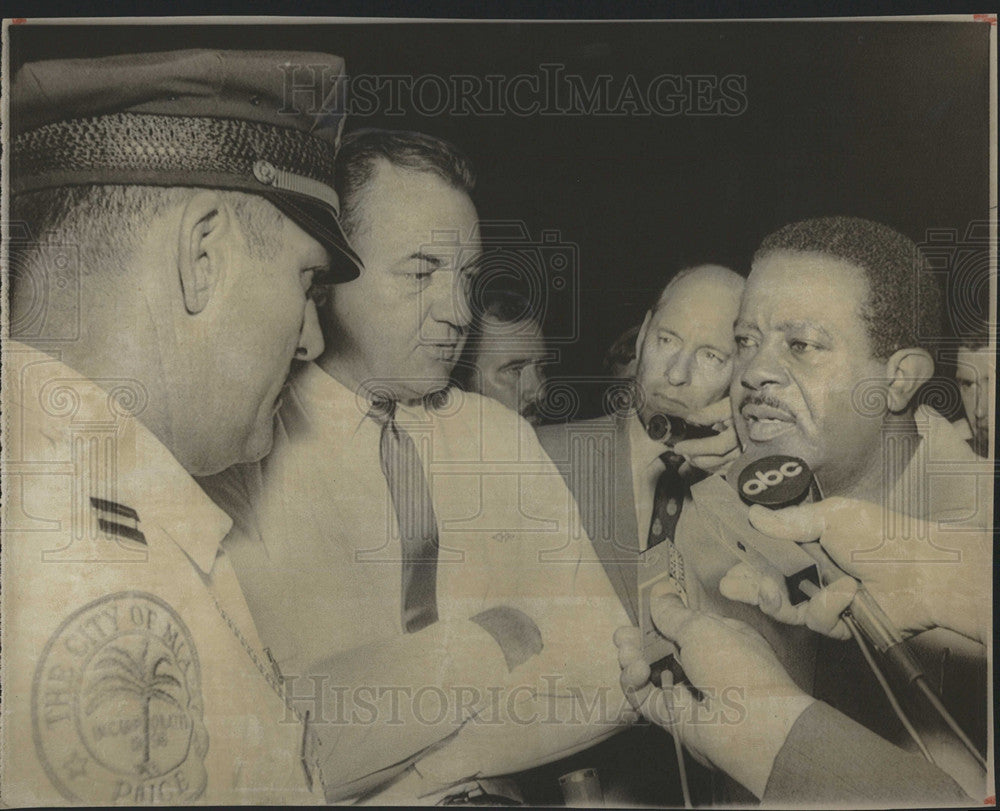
[311, 404, 633, 799]
[763, 700, 972, 806]
[401, 406, 633, 788]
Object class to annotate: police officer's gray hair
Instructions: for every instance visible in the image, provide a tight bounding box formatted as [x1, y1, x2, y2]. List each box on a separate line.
[11, 185, 284, 281]
[333, 128, 476, 240]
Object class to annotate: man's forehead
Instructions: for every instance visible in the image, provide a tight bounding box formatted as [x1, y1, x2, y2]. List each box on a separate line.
[281, 212, 333, 268]
[956, 347, 995, 373]
[742, 250, 869, 320]
[481, 314, 542, 336]
[653, 279, 740, 334]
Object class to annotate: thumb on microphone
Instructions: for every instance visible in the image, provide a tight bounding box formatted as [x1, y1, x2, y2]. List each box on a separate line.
[747, 501, 830, 542]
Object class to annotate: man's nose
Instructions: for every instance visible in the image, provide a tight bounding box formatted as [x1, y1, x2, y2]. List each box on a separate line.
[297, 299, 324, 361]
[973, 383, 988, 419]
[522, 365, 545, 401]
[430, 271, 472, 331]
[738, 341, 787, 391]
[665, 350, 694, 386]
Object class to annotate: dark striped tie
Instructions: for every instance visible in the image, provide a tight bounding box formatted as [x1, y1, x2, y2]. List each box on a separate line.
[369, 398, 439, 633]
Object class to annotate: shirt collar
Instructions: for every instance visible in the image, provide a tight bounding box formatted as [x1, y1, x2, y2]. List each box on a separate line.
[287, 361, 436, 433]
[117, 426, 234, 574]
[915, 404, 978, 462]
[6, 341, 233, 574]
[287, 361, 378, 435]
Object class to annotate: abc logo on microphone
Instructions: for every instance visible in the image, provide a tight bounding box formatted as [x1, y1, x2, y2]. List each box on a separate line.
[737, 455, 812, 507]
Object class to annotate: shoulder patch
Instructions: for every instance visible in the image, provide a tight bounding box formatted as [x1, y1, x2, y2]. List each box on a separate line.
[32, 592, 208, 803]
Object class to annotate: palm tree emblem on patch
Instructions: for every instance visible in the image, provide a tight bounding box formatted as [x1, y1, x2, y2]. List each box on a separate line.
[83, 637, 186, 778]
[32, 592, 208, 803]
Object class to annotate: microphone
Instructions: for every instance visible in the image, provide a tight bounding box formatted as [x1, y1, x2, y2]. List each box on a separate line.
[646, 413, 719, 445]
[696, 452, 987, 770]
[734, 455, 923, 682]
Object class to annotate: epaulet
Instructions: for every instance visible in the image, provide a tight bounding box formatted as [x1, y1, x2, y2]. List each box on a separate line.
[90, 497, 147, 545]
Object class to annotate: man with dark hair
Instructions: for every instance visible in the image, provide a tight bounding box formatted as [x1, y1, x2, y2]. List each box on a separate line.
[603, 324, 641, 378]
[2, 49, 363, 804]
[451, 288, 548, 424]
[674, 216, 988, 798]
[755, 215, 945, 360]
[954, 330, 993, 458]
[209, 128, 631, 804]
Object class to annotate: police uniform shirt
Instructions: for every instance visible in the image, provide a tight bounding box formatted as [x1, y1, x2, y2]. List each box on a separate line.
[1, 343, 324, 805]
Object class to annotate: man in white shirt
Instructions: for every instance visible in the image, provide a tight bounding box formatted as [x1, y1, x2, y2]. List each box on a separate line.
[205, 128, 631, 804]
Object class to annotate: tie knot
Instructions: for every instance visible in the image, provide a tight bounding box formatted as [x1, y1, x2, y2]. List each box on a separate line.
[368, 397, 397, 425]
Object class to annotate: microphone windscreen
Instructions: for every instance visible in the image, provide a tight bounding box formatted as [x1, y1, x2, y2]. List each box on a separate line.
[734, 455, 813, 507]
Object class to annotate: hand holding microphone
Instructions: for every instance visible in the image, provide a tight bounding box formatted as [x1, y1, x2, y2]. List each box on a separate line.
[715, 453, 988, 773]
[615, 587, 814, 800]
[672, 397, 740, 476]
[721, 496, 990, 646]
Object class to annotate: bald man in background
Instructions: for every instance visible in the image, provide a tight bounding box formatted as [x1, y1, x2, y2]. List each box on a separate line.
[523, 264, 744, 805]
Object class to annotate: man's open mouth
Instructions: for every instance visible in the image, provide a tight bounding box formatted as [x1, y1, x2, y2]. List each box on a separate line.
[740, 402, 796, 442]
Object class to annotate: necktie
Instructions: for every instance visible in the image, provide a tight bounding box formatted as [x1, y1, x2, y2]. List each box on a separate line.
[646, 451, 688, 590]
[368, 398, 439, 633]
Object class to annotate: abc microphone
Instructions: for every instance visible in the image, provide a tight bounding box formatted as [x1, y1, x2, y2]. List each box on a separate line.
[734, 455, 922, 679]
[736, 455, 988, 770]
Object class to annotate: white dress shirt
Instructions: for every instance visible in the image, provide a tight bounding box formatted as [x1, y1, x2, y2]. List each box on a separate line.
[211, 362, 631, 802]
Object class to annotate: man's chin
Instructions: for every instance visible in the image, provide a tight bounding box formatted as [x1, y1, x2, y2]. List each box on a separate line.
[397, 369, 451, 403]
[241, 422, 276, 466]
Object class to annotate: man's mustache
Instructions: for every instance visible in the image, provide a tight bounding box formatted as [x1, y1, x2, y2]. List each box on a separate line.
[739, 393, 795, 417]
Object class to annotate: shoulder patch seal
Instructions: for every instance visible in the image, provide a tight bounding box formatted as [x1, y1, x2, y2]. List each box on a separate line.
[32, 591, 208, 803]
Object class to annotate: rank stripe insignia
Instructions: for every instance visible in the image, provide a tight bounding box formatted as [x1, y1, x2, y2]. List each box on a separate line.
[90, 497, 146, 545]
[96, 518, 147, 545]
[89, 497, 139, 522]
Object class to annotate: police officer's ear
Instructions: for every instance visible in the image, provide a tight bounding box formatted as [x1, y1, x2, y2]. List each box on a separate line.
[884, 347, 934, 413]
[177, 190, 234, 315]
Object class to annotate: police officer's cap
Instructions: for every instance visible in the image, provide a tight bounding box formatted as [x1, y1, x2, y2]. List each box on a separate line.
[12, 49, 362, 282]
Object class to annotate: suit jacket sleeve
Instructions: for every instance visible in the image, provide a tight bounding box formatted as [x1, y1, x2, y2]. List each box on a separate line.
[763, 700, 972, 805]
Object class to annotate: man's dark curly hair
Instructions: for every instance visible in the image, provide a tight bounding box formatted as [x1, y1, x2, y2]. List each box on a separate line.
[754, 216, 944, 360]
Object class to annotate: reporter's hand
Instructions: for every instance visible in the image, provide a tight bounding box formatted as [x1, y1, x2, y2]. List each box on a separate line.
[674, 397, 739, 476]
[614, 588, 814, 798]
[719, 497, 989, 644]
[720, 562, 857, 639]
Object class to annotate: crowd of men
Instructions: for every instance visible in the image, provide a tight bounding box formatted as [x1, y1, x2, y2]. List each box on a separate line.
[2, 47, 993, 807]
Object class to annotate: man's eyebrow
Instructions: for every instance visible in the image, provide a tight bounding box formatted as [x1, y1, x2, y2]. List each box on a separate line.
[774, 320, 833, 340]
[702, 343, 732, 356]
[459, 252, 485, 274]
[407, 251, 445, 268]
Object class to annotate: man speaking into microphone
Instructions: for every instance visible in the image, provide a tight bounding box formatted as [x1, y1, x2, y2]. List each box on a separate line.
[676, 216, 989, 798]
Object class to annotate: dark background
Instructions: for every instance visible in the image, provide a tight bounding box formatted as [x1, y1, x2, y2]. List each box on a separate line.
[9, 20, 992, 418]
